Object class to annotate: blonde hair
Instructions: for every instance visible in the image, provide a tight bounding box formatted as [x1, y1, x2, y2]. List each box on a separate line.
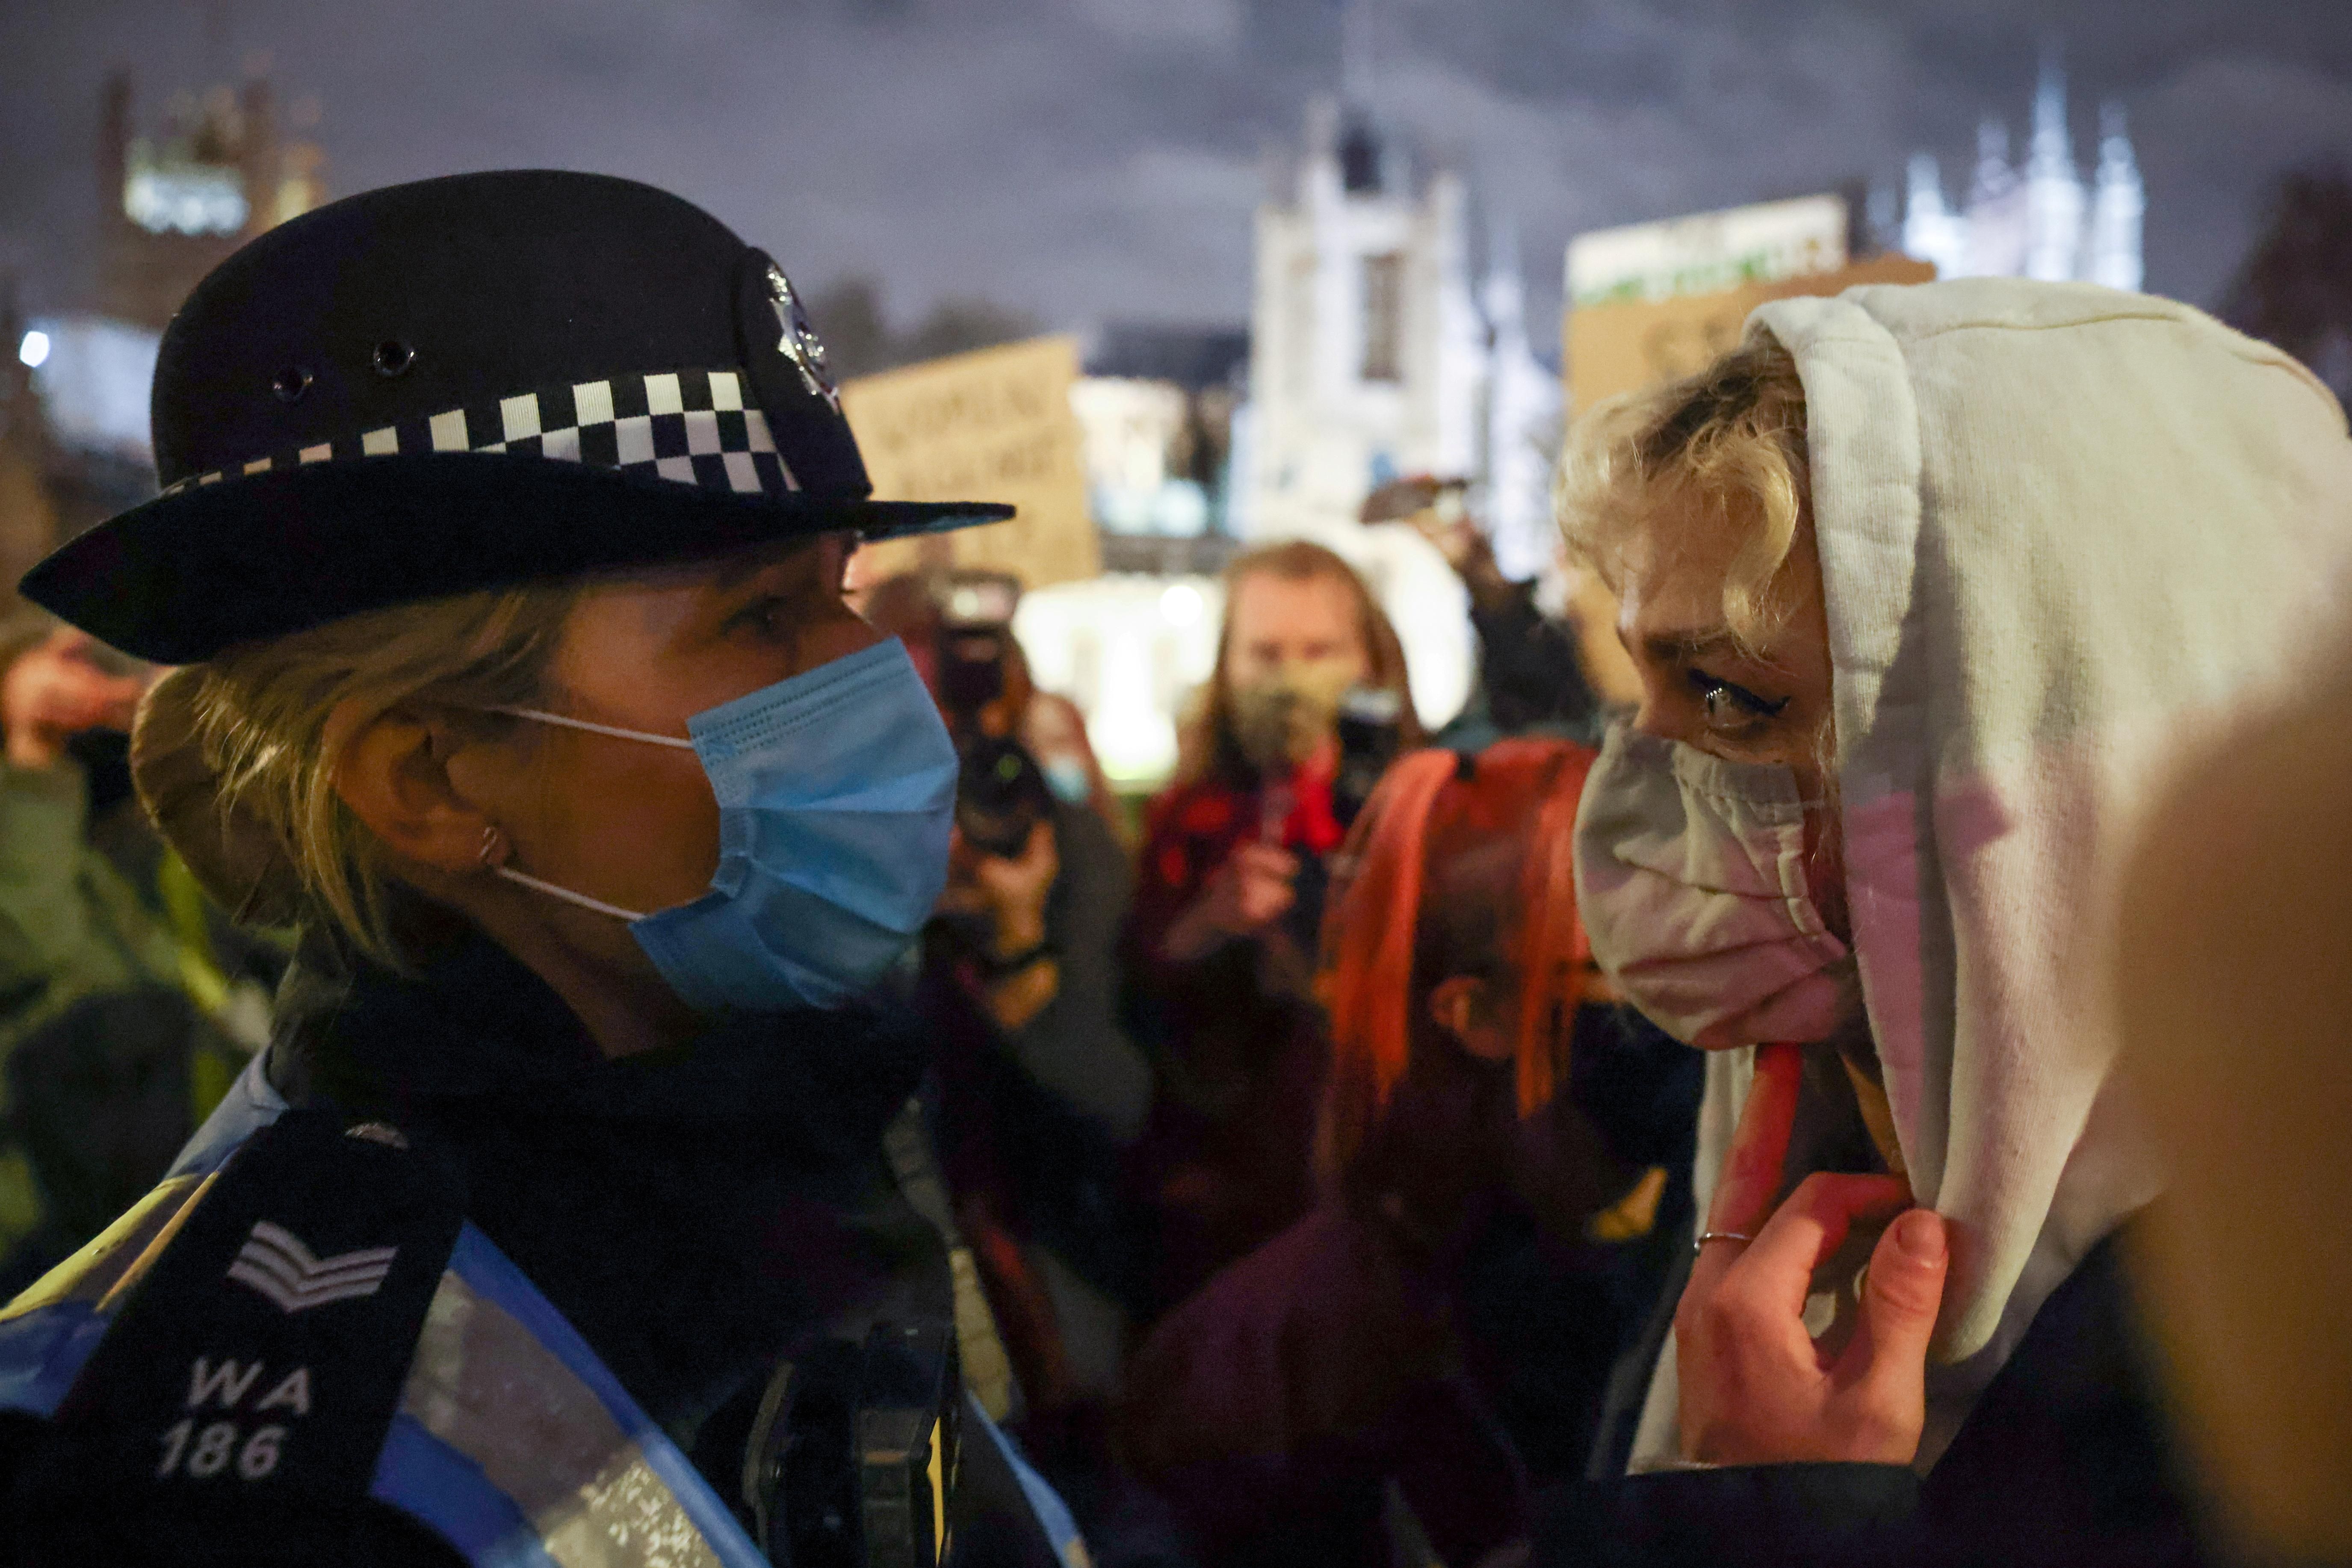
[132, 584, 579, 963]
[1554, 334, 1811, 654]
[1176, 539, 1421, 786]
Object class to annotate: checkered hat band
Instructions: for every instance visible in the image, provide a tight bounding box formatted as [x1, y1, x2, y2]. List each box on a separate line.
[160, 369, 801, 500]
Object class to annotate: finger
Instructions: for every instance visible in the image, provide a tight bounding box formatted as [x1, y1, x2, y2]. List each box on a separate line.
[1737, 1172, 1915, 1320]
[1244, 877, 1293, 914]
[1841, 1207, 1949, 1395]
[52, 666, 141, 706]
[51, 687, 132, 728]
[1705, 1042, 1805, 1236]
[87, 677, 148, 725]
[1687, 1043, 1807, 1307]
[1242, 881, 1295, 924]
[1238, 842, 1299, 874]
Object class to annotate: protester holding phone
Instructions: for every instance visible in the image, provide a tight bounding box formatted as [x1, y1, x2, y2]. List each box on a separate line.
[863, 570, 1153, 1430]
[1124, 539, 1420, 1315]
[1534, 278, 2352, 1564]
[1362, 475, 1606, 747]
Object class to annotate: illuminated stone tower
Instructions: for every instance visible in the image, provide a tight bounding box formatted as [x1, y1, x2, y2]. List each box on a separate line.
[2086, 102, 2146, 292]
[1245, 97, 1484, 537]
[94, 68, 325, 329]
[1902, 152, 1968, 280]
[2023, 56, 2088, 281]
[1904, 56, 2143, 291]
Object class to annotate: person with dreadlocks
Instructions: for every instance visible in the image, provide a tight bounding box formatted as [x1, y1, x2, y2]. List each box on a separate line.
[1120, 739, 1699, 1568]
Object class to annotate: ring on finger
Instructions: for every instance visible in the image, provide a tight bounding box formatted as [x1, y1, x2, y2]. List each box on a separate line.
[1693, 1230, 1755, 1255]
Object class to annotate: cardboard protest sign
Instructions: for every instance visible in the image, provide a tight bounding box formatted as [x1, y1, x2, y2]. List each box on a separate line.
[1555, 249, 1935, 706]
[841, 335, 1098, 591]
[1565, 253, 1937, 415]
[1567, 194, 1850, 310]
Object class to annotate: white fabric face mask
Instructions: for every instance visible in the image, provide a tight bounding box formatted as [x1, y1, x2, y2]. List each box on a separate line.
[1572, 725, 1850, 1049]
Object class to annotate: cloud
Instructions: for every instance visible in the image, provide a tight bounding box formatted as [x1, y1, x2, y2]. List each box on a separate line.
[2127, 51, 2352, 304]
[0, 0, 2343, 351]
[1069, 0, 1242, 50]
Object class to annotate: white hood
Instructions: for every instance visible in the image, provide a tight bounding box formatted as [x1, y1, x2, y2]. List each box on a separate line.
[1633, 278, 2352, 1470]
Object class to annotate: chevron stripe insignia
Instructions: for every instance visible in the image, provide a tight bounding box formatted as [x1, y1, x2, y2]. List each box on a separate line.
[226, 1221, 399, 1314]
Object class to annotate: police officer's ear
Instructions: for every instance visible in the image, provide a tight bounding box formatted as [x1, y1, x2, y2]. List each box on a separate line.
[327, 699, 502, 877]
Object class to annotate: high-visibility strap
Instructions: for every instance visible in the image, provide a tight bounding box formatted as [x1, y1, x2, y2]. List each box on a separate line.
[371, 1225, 768, 1568]
[881, 1100, 1021, 1422]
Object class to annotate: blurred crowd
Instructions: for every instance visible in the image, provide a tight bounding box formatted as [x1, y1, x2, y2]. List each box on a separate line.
[4, 275, 2350, 1568]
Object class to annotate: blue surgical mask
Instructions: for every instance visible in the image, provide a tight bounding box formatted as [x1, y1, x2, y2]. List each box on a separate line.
[488, 638, 957, 1013]
[1041, 755, 1093, 806]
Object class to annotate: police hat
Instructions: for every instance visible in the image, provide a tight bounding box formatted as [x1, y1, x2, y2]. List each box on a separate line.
[21, 170, 1013, 664]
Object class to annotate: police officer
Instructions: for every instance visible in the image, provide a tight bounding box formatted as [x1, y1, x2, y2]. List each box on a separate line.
[0, 171, 1082, 1567]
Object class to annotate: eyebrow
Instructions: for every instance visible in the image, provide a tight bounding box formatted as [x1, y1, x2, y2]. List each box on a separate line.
[709, 541, 816, 592]
[1622, 624, 1745, 664]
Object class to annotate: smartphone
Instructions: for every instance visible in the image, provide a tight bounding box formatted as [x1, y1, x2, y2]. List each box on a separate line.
[1332, 685, 1404, 830]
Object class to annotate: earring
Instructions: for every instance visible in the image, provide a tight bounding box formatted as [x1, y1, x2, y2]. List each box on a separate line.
[479, 826, 506, 870]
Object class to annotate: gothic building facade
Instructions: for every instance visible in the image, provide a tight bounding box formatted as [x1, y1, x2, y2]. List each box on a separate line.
[94, 69, 326, 331]
[1901, 59, 2145, 292]
[1241, 98, 1559, 578]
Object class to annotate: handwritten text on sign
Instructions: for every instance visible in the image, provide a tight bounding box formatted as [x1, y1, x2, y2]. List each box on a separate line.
[842, 335, 1098, 590]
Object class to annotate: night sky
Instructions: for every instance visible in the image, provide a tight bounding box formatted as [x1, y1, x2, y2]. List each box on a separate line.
[3, 0, 2347, 350]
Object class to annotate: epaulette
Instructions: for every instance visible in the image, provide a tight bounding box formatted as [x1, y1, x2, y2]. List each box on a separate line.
[1, 1110, 772, 1565]
[6, 1110, 465, 1556]
[1, 1098, 1085, 1566]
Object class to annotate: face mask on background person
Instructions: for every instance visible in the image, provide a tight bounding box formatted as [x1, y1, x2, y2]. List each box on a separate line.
[1572, 724, 1849, 1049]
[1041, 754, 1093, 806]
[1231, 655, 1359, 776]
[488, 638, 959, 1013]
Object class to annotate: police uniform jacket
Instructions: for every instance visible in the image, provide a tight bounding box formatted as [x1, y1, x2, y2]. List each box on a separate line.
[0, 912, 1080, 1565]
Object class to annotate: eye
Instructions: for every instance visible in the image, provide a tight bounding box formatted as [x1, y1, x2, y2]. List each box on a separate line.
[728, 594, 797, 642]
[1687, 670, 1790, 728]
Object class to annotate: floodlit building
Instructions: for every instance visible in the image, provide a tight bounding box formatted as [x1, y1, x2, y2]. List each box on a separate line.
[1245, 96, 1481, 536]
[1014, 575, 1225, 788]
[1072, 323, 1248, 542]
[0, 63, 328, 602]
[1242, 97, 1554, 562]
[1902, 57, 2143, 291]
[95, 68, 327, 330]
[1476, 219, 1564, 583]
[2085, 103, 2146, 292]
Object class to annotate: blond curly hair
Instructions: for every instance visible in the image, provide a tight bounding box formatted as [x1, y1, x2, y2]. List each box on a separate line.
[1553, 333, 1811, 656]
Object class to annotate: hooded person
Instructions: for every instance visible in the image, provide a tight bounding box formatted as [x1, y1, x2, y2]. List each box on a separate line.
[1537, 278, 2352, 1564]
[0, 171, 1085, 1567]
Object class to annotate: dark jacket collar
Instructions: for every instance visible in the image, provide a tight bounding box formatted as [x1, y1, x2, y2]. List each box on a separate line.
[267, 920, 928, 1146]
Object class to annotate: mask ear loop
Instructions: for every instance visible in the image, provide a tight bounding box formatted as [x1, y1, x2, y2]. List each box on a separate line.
[467, 707, 688, 923]
[477, 820, 651, 923]
[484, 706, 697, 749]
